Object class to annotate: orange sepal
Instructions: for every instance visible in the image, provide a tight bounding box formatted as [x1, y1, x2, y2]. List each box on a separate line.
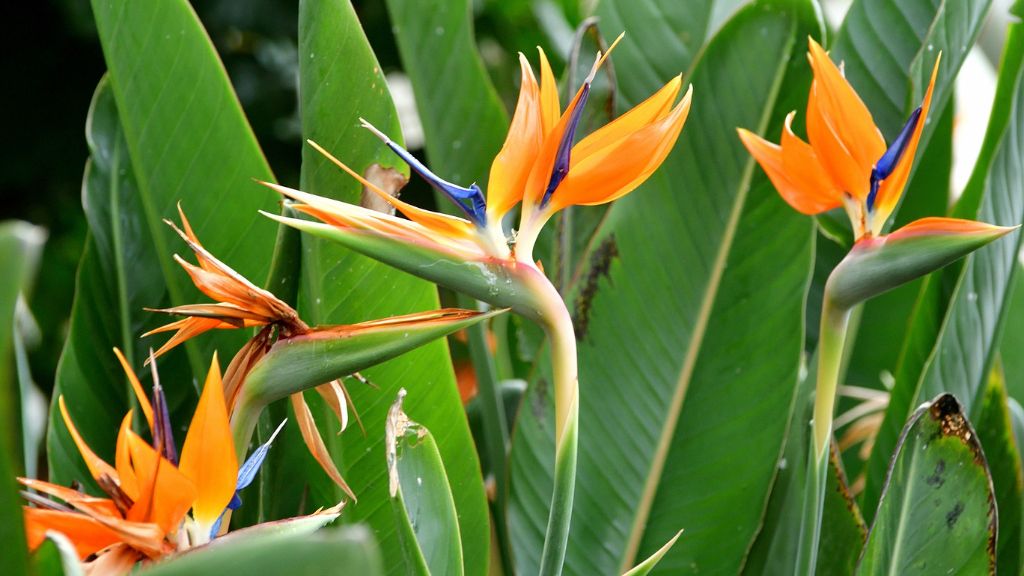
[18, 478, 119, 518]
[58, 396, 118, 484]
[124, 431, 196, 535]
[487, 53, 544, 220]
[805, 38, 885, 184]
[115, 412, 140, 502]
[24, 507, 122, 559]
[113, 348, 153, 432]
[177, 355, 238, 528]
[571, 75, 682, 161]
[143, 317, 234, 361]
[538, 48, 560, 134]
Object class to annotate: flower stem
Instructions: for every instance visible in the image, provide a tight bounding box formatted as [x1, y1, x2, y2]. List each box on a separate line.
[798, 288, 851, 574]
[523, 269, 579, 576]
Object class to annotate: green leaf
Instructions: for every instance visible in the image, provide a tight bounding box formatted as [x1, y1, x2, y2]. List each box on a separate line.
[138, 526, 383, 576]
[508, 2, 821, 573]
[387, 391, 464, 576]
[816, 446, 868, 576]
[977, 368, 1024, 574]
[856, 394, 996, 574]
[52, 0, 281, 484]
[1002, 265, 1024, 403]
[295, 2, 489, 575]
[0, 220, 46, 576]
[863, 18, 1024, 519]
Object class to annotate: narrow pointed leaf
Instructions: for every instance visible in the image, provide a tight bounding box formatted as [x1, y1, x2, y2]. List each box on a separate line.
[977, 369, 1024, 574]
[387, 391, 464, 576]
[856, 394, 996, 574]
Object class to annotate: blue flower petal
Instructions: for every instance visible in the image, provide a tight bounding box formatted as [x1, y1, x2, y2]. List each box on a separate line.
[867, 106, 922, 211]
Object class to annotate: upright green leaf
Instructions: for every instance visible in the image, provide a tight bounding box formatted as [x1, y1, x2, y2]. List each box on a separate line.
[1002, 265, 1024, 403]
[508, 2, 820, 573]
[863, 18, 1024, 518]
[296, 2, 488, 575]
[0, 221, 46, 576]
[832, 0, 991, 143]
[138, 526, 383, 576]
[977, 369, 1024, 574]
[857, 394, 996, 575]
[387, 391, 464, 576]
[53, 0, 281, 483]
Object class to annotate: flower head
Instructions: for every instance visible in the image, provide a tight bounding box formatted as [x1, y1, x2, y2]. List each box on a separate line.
[262, 34, 691, 269]
[738, 38, 939, 239]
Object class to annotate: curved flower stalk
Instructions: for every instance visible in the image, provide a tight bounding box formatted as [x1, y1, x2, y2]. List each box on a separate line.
[260, 34, 691, 575]
[738, 37, 1016, 572]
[19, 350, 333, 574]
[144, 207, 498, 501]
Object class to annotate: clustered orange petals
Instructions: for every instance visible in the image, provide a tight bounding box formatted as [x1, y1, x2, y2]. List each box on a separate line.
[21, 351, 237, 571]
[143, 206, 308, 361]
[739, 37, 939, 239]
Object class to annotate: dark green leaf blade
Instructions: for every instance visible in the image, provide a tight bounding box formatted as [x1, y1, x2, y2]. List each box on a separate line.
[863, 19, 1024, 519]
[296, 2, 489, 575]
[508, 2, 820, 573]
[856, 394, 996, 575]
[977, 369, 1023, 574]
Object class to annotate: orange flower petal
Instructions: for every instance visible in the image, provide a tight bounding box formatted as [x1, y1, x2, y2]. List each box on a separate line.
[177, 355, 237, 528]
[125, 430, 196, 535]
[113, 349, 153, 433]
[571, 75, 682, 161]
[886, 216, 1014, 239]
[805, 38, 885, 198]
[24, 507, 122, 559]
[872, 56, 941, 234]
[86, 543, 144, 575]
[549, 87, 691, 209]
[487, 53, 544, 221]
[58, 396, 118, 484]
[291, 392, 356, 501]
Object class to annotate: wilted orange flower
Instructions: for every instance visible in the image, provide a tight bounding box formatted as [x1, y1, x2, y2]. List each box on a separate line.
[22, 352, 235, 570]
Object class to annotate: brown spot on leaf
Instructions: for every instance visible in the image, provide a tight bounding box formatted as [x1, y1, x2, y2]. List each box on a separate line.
[925, 459, 946, 488]
[572, 235, 619, 340]
[360, 163, 408, 214]
[946, 501, 964, 529]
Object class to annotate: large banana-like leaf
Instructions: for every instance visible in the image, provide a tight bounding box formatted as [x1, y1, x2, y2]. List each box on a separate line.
[294, 2, 488, 575]
[863, 13, 1024, 517]
[50, 0, 280, 485]
[506, 2, 820, 573]
[137, 526, 382, 576]
[0, 221, 45, 576]
[856, 394, 996, 574]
